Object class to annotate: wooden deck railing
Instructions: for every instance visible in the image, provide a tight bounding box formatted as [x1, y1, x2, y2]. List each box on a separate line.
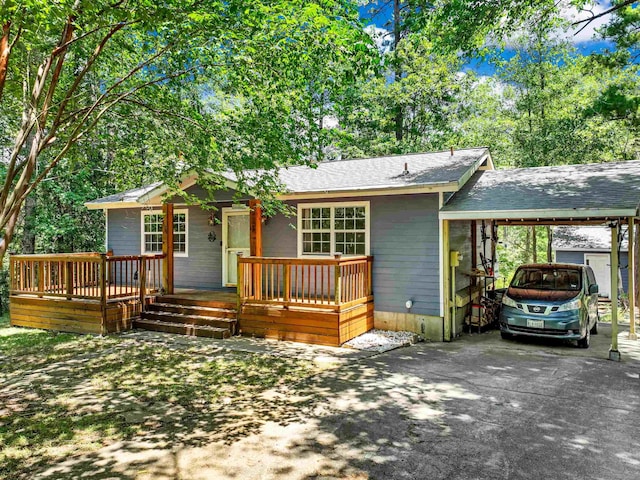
[9, 253, 165, 303]
[238, 255, 373, 311]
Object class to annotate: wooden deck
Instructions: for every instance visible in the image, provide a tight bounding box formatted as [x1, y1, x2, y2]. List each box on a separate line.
[8, 253, 374, 346]
[236, 256, 374, 346]
[8, 253, 164, 335]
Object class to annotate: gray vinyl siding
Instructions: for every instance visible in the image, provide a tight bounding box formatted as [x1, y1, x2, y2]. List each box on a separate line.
[369, 195, 440, 316]
[265, 194, 442, 316]
[107, 205, 229, 289]
[107, 191, 444, 314]
[107, 208, 143, 255]
[556, 250, 629, 293]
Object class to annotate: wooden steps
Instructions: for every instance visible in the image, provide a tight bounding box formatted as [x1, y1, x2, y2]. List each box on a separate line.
[134, 295, 237, 338]
[134, 318, 231, 339]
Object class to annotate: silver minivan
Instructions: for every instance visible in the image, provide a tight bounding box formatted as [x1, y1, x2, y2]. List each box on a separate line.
[499, 263, 599, 348]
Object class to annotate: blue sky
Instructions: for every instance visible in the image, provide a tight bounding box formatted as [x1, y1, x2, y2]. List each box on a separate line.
[358, 1, 621, 75]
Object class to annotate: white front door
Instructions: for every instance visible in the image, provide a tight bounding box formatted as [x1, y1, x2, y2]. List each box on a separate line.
[585, 253, 610, 298]
[222, 208, 250, 286]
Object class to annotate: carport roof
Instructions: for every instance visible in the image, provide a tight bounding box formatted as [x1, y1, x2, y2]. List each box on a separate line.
[440, 160, 640, 222]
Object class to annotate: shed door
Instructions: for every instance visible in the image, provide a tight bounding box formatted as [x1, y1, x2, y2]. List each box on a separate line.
[222, 209, 250, 286]
[585, 253, 610, 298]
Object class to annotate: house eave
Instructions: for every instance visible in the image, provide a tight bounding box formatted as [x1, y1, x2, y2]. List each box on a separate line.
[276, 182, 460, 200]
[439, 208, 639, 221]
[85, 201, 150, 211]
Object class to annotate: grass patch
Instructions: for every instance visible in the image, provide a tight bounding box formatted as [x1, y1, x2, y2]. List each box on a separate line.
[0, 319, 319, 479]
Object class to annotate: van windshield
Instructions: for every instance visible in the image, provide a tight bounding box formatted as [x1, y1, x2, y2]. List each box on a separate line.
[511, 268, 582, 291]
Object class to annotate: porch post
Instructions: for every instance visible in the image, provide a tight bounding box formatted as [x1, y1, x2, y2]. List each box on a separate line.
[249, 199, 262, 299]
[628, 217, 637, 340]
[249, 199, 263, 256]
[162, 203, 174, 295]
[609, 222, 620, 361]
[443, 219, 451, 342]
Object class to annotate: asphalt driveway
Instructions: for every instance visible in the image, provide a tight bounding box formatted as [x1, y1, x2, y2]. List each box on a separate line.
[39, 325, 640, 480]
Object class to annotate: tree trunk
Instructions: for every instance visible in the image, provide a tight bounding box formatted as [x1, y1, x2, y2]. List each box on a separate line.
[532, 226, 537, 263]
[393, 0, 403, 142]
[20, 195, 36, 254]
[525, 226, 531, 263]
[0, 22, 11, 101]
[0, 209, 20, 261]
[546, 226, 552, 262]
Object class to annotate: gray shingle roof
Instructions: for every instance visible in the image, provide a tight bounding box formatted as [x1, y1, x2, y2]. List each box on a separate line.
[441, 160, 640, 220]
[276, 147, 488, 193]
[553, 226, 629, 252]
[86, 148, 489, 207]
[85, 182, 162, 206]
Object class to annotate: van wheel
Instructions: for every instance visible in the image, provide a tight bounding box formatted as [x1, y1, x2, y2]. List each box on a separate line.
[590, 322, 598, 335]
[577, 329, 590, 348]
[500, 331, 513, 341]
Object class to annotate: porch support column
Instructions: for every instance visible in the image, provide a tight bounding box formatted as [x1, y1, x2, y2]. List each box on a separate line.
[628, 217, 637, 340]
[443, 219, 452, 342]
[609, 222, 620, 361]
[249, 199, 263, 257]
[249, 199, 262, 301]
[162, 203, 174, 295]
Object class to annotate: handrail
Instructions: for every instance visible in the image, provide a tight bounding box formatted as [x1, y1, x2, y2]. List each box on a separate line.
[238, 255, 373, 311]
[9, 252, 166, 303]
[239, 255, 371, 266]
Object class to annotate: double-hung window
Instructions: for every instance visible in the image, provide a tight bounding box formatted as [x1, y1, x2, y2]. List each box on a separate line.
[141, 210, 188, 257]
[298, 202, 369, 256]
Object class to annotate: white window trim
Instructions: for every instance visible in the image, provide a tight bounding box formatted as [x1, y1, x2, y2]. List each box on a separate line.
[140, 209, 189, 258]
[297, 201, 370, 258]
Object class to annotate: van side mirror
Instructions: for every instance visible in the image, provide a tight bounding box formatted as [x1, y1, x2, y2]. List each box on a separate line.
[589, 284, 599, 295]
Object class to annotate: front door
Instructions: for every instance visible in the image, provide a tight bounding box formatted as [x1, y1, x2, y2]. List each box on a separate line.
[222, 208, 250, 286]
[585, 253, 610, 298]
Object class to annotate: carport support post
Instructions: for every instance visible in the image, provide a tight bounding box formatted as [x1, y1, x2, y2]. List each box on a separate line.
[628, 217, 637, 340]
[443, 219, 452, 341]
[609, 223, 621, 361]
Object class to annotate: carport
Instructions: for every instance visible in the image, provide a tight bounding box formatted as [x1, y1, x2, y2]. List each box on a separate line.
[440, 160, 640, 361]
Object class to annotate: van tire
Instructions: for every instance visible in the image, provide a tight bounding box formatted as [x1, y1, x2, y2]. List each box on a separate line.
[590, 322, 598, 335]
[500, 331, 513, 341]
[577, 329, 590, 348]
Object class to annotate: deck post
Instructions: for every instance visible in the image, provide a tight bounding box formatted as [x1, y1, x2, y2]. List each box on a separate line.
[609, 223, 621, 361]
[334, 254, 342, 306]
[8, 255, 14, 293]
[162, 203, 174, 295]
[283, 264, 291, 305]
[628, 217, 637, 340]
[367, 257, 373, 296]
[237, 253, 244, 315]
[139, 256, 147, 308]
[100, 254, 108, 334]
[65, 261, 74, 300]
[37, 260, 44, 297]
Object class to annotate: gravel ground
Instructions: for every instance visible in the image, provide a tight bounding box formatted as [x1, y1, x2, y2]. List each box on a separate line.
[343, 329, 418, 352]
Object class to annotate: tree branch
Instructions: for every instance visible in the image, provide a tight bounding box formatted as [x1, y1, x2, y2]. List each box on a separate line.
[572, 0, 635, 27]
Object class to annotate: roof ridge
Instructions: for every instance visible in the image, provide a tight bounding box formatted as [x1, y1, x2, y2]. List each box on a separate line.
[283, 146, 489, 169]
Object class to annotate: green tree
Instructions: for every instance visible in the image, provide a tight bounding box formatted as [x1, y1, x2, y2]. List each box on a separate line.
[0, 0, 374, 262]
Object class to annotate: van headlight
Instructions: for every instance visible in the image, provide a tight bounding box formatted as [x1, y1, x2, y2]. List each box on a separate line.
[502, 295, 518, 308]
[557, 298, 581, 312]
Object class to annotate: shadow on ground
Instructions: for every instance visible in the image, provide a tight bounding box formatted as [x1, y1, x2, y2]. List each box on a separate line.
[2, 321, 639, 480]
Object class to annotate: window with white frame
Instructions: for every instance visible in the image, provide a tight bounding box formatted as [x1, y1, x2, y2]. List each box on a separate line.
[298, 202, 369, 256]
[141, 210, 188, 256]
